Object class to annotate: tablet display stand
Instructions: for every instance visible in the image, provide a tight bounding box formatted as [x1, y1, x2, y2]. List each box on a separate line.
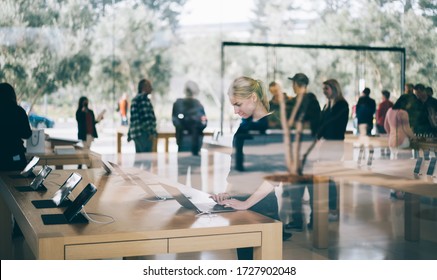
[357, 145, 365, 165]
[41, 183, 97, 225]
[413, 157, 423, 175]
[32, 198, 72, 209]
[14, 184, 47, 192]
[15, 165, 52, 192]
[41, 212, 88, 225]
[9, 172, 36, 179]
[10, 156, 40, 179]
[367, 147, 374, 167]
[426, 157, 436, 176]
[424, 150, 430, 161]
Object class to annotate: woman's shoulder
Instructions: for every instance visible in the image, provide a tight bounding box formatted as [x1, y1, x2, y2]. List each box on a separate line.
[334, 99, 349, 109]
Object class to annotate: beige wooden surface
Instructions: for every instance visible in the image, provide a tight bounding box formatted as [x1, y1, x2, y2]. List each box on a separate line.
[0, 167, 282, 260]
[310, 159, 437, 249]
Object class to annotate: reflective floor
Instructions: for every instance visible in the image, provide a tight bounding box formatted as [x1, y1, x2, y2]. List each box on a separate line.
[13, 139, 437, 260]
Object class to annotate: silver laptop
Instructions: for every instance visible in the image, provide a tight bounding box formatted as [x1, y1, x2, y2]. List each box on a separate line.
[160, 183, 235, 214]
[131, 175, 173, 201]
[101, 160, 113, 175]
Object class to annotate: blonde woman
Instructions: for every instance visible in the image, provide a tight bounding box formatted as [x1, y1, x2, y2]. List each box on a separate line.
[210, 76, 291, 259]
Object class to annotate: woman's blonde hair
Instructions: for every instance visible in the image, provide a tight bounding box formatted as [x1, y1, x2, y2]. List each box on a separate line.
[227, 76, 270, 112]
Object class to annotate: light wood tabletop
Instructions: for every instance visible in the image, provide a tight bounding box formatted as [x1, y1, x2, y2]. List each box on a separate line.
[0, 167, 282, 260]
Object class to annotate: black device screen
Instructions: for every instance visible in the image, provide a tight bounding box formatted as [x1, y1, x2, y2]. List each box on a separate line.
[367, 148, 374, 166]
[413, 157, 423, 175]
[52, 173, 82, 206]
[63, 183, 97, 222]
[426, 158, 436, 176]
[30, 166, 52, 190]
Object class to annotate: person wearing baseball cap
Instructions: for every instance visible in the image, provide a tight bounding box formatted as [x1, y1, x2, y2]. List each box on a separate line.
[288, 73, 309, 87]
[283, 73, 321, 232]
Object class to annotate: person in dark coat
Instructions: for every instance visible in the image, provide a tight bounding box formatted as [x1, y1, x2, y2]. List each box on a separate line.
[76, 96, 102, 154]
[172, 80, 207, 156]
[356, 87, 376, 136]
[0, 82, 32, 171]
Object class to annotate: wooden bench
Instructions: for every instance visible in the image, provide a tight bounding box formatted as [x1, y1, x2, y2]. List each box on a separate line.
[116, 126, 214, 153]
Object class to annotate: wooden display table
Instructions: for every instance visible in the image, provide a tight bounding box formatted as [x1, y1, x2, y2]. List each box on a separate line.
[0, 167, 282, 260]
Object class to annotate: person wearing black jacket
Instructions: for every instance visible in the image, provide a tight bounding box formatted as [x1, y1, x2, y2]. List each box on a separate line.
[308, 79, 349, 228]
[0, 82, 33, 240]
[0, 83, 32, 171]
[171, 80, 207, 156]
[75, 96, 101, 151]
[356, 87, 376, 136]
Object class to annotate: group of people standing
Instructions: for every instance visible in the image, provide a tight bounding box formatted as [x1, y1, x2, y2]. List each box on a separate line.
[353, 82, 437, 157]
[76, 78, 207, 157]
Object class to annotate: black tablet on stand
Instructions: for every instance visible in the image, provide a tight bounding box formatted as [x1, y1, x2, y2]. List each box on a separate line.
[367, 147, 374, 167]
[357, 145, 365, 165]
[426, 157, 436, 176]
[31, 172, 82, 208]
[413, 157, 423, 175]
[9, 156, 40, 179]
[14, 165, 52, 192]
[41, 183, 97, 225]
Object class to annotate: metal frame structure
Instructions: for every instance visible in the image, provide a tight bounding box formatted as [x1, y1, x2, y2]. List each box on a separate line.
[220, 41, 406, 134]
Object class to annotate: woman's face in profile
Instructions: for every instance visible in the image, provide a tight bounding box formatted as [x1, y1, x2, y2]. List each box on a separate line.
[229, 94, 257, 119]
[323, 84, 333, 99]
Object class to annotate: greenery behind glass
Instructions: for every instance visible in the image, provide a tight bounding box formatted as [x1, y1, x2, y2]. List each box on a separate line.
[0, 0, 435, 130]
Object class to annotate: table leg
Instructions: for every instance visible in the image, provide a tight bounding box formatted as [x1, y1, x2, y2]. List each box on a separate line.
[38, 237, 65, 259]
[117, 132, 122, 154]
[165, 138, 170, 153]
[404, 193, 420, 242]
[313, 175, 329, 249]
[253, 222, 282, 260]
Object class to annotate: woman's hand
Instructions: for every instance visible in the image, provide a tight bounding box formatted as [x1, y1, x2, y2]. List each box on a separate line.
[209, 192, 231, 205]
[220, 198, 249, 210]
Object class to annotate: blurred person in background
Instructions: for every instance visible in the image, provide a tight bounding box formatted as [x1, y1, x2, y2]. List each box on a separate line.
[375, 90, 393, 134]
[172, 80, 207, 156]
[0, 82, 32, 171]
[128, 79, 157, 153]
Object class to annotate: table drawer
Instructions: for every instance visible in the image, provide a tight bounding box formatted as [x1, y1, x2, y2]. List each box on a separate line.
[169, 232, 261, 253]
[65, 239, 167, 259]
